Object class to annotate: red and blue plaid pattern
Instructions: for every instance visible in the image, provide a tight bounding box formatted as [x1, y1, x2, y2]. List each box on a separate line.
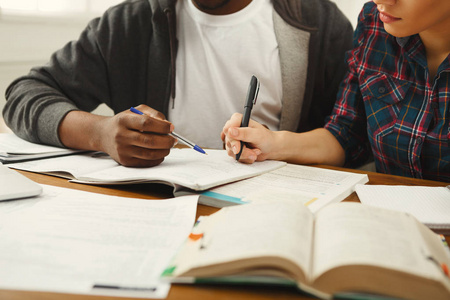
[325, 2, 450, 182]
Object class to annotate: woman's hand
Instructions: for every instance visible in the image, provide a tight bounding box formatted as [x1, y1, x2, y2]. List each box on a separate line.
[221, 113, 278, 164]
[221, 113, 346, 166]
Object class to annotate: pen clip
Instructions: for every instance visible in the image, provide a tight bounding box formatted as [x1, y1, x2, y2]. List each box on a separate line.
[246, 75, 260, 107]
[252, 77, 260, 105]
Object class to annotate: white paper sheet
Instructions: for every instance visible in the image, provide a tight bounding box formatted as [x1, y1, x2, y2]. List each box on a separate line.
[202, 164, 368, 213]
[0, 185, 198, 298]
[0, 133, 71, 154]
[355, 184, 450, 231]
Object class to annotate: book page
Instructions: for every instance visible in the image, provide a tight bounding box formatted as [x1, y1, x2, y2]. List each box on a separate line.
[356, 184, 450, 230]
[0, 185, 198, 299]
[75, 149, 286, 190]
[9, 149, 284, 191]
[202, 164, 368, 213]
[174, 201, 314, 282]
[311, 203, 442, 282]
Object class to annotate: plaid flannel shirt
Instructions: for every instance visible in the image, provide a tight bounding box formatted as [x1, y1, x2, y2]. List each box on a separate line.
[325, 2, 450, 182]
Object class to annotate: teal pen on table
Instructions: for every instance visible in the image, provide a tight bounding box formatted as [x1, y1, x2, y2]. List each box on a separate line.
[129, 107, 207, 155]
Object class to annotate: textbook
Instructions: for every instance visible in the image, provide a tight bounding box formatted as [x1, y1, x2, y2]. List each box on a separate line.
[8, 149, 286, 192]
[162, 202, 450, 300]
[0, 133, 84, 163]
[196, 164, 368, 213]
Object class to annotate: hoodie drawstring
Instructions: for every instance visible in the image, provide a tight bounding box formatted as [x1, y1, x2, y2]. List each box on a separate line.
[164, 7, 177, 108]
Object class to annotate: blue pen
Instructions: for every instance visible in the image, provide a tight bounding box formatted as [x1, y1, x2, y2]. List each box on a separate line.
[129, 107, 207, 155]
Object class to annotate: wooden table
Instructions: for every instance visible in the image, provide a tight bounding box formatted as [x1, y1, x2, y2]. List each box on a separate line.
[0, 166, 448, 300]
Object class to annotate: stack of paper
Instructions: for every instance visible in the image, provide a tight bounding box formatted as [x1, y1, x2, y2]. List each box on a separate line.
[0, 133, 84, 163]
[356, 184, 450, 233]
[0, 185, 199, 299]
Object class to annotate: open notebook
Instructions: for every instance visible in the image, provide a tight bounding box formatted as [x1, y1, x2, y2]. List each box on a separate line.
[0, 163, 42, 201]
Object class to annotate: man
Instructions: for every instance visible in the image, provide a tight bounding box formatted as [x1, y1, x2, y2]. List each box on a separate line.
[222, 0, 450, 182]
[3, 0, 352, 167]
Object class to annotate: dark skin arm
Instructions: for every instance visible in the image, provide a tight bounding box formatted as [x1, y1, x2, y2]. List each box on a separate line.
[58, 104, 176, 167]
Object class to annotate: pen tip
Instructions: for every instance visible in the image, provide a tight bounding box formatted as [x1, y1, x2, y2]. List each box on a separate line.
[193, 145, 207, 155]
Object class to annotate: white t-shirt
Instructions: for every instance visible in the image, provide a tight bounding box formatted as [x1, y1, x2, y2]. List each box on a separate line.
[169, 0, 282, 149]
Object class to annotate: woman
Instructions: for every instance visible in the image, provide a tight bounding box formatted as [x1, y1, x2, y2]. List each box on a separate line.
[222, 0, 450, 182]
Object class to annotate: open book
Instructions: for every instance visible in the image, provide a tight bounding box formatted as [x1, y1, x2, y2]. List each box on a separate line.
[162, 202, 450, 300]
[8, 149, 285, 192]
[0, 133, 84, 163]
[196, 164, 368, 213]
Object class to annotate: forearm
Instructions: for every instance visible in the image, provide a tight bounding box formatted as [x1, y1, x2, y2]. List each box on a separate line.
[4, 78, 79, 147]
[269, 128, 346, 166]
[58, 110, 108, 151]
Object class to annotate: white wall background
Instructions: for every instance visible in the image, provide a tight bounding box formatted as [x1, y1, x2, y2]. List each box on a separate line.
[0, 0, 368, 117]
[0, 0, 123, 117]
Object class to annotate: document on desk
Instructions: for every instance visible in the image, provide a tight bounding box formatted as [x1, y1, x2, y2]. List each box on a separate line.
[0, 185, 198, 299]
[356, 184, 450, 233]
[0, 133, 84, 163]
[8, 149, 286, 191]
[197, 164, 369, 213]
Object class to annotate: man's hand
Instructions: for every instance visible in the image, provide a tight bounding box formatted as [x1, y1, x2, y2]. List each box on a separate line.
[59, 104, 176, 167]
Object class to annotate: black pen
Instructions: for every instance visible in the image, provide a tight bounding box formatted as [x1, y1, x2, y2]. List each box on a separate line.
[235, 75, 260, 160]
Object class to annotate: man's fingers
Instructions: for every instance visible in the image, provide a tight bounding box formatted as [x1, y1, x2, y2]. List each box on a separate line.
[135, 104, 167, 120]
[131, 147, 171, 161]
[118, 156, 166, 168]
[114, 144, 170, 167]
[126, 111, 173, 134]
[129, 131, 176, 150]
